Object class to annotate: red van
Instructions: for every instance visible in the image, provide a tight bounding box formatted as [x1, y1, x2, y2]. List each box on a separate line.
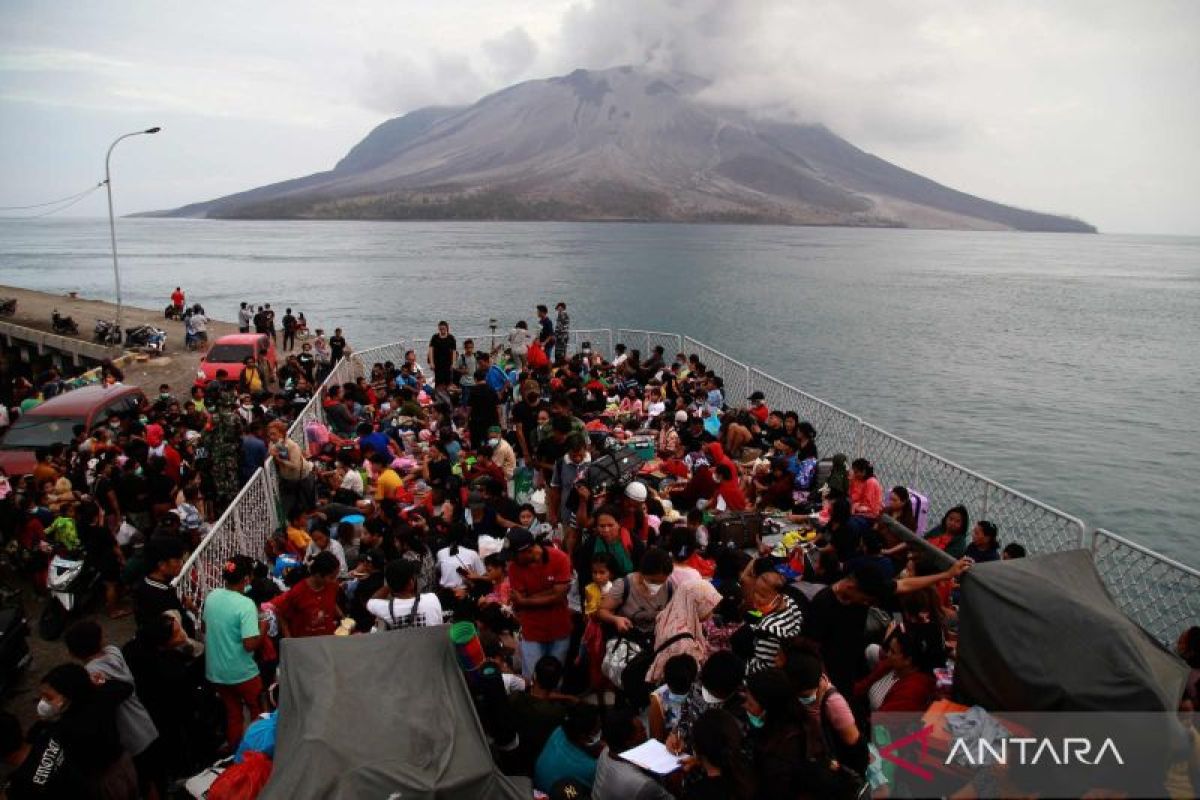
[195, 333, 277, 387]
[0, 384, 146, 476]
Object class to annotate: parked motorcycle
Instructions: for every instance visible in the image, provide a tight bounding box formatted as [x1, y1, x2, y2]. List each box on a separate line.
[94, 319, 122, 346]
[38, 555, 99, 641]
[0, 297, 16, 316]
[125, 324, 167, 355]
[51, 309, 79, 335]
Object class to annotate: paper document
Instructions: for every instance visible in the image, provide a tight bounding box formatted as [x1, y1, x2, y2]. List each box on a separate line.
[619, 739, 685, 774]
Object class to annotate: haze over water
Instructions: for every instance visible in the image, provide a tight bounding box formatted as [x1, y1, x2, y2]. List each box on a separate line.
[2, 218, 1196, 567]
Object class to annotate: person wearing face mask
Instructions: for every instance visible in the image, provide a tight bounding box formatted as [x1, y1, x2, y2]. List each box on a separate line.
[666, 650, 749, 757]
[648, 654, 698, 742]
[738, 566, 804, 675]
[485, 425, 517, 483]
[744, 668, 811, 799]
[595, 547, 674, 637]
[0, 709, 88, 798]
[36, 662, 139, 799]
[202, 555, 264, 750]
[533, 703, 602, 793]
[780, 642, 865, 773]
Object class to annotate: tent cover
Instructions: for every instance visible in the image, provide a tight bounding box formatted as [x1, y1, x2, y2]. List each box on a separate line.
[260, 626, 530, 800]
[955, 549, 1187, 712]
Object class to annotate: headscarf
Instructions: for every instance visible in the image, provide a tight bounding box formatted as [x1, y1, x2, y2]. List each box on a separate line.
[647, 580, 722, 684]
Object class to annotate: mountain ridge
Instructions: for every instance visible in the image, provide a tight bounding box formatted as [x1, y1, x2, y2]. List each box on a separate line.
[143, 66, 1095, 232]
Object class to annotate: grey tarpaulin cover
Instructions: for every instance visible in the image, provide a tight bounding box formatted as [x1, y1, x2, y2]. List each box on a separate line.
[259, 626, 530, 799]
[955, 549, 1188, 712]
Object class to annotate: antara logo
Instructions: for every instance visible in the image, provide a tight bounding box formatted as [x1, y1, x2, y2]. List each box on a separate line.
[947, 736, 1124, 767]
[879, 726, 1124, 780]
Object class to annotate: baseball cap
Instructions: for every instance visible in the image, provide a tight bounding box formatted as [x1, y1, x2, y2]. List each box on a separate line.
[507, 528, 536, 553]
[748, 391, 765, 401]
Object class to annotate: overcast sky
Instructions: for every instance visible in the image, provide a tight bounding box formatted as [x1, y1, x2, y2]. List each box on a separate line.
[1, 0, 1196, 234]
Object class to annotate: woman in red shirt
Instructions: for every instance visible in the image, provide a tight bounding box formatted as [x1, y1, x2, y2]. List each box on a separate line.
[853, 629, 939, 714]
[710, 463, 748, 512]
[848, 458, 883, 519]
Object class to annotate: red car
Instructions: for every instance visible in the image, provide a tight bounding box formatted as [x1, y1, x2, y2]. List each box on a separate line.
[195, 333, 277, 387]
[0, 384, 146, 476]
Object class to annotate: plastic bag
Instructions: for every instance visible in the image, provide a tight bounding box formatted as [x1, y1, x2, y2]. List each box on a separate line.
[527, 340, 549, 369]
[513, 467, 534, 506]
[207, 750, 272, 800]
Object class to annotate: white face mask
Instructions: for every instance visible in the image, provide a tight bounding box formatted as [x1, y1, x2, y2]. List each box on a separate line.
[487, 438, 500, 448]
[644, 580, 664, 596]
[36, 699, 60, 719]
[700, 686, 721, 704]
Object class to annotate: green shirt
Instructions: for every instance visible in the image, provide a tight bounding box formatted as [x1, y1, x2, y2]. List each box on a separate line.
[45, 517, 79, 551]
[203, 587, 260, 685]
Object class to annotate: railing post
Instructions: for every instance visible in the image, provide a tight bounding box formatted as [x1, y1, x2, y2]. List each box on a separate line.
[853, 422, 864, 459]
[981, 484, 990, 518]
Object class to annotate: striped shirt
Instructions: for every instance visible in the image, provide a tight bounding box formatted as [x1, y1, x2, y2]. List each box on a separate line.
[747, 595, 804, 674]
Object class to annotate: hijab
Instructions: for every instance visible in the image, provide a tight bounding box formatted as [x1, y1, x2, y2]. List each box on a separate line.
[647, 580, 722, 683]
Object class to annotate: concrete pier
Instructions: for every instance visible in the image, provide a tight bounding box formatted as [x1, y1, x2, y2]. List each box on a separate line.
[0, 284, 238, 395]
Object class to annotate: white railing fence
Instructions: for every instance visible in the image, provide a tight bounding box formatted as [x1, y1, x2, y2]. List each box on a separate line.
[177, 326, 1198, 646]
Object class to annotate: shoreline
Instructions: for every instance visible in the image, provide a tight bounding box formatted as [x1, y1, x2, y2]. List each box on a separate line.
[0, 284, 238, 394]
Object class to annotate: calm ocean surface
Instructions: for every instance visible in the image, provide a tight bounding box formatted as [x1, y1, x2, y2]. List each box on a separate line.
[1, 218, 1197, 567]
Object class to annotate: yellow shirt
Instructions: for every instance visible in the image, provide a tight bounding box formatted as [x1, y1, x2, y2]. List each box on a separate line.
[375, 468, 403, 501]
[287, 525, 311, 552]
[584, 583, 604, 616]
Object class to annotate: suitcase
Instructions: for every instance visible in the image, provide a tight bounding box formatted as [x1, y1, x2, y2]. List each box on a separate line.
[709, 511, 764, 550]
[908, 488, 930, 535]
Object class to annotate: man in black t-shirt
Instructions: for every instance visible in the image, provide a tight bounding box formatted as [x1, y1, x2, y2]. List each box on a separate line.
[296, 343, 316, 383]
[281, 308, 297, 352]
[511, 389, 548, 464]
[132, 537, 195, 637]
[427, 321, 457, 390]
[329, 328, 347, 364]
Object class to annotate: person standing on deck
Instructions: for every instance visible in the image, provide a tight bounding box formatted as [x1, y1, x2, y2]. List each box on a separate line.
[329, 328, 347, 365]
[282, 308, 298, 352]
[170, 287, 185, 315]
[428, 321, 458, 394]
[554, 302, 571, 362]
[537, 305, 555, 363]
[237, 302, 252, 334]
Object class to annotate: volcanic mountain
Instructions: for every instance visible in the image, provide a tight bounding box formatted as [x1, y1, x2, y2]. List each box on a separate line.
[151, 66, 1095, 232]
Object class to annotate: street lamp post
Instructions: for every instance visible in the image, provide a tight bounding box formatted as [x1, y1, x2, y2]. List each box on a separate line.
[105, 126, 161, 341]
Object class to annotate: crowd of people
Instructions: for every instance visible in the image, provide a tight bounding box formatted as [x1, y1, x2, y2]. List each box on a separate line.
[0, 303, 1197, 799]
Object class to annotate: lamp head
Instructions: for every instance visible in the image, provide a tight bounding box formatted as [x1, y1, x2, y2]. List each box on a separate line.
[144, 126, 162, 134]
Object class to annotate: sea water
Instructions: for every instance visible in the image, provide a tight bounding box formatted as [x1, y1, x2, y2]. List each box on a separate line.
[1, 218, 1196, 567]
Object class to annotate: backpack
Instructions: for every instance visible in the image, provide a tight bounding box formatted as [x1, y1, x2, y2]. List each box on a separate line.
[602, 630, 694, 710]
[379, 594, 424, 631]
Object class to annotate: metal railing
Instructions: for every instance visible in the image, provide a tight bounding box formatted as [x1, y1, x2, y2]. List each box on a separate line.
[176, 326, 1199, 645]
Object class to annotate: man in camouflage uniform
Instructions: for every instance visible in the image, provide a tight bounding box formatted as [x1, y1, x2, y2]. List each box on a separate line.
[203, 384, 243, 517]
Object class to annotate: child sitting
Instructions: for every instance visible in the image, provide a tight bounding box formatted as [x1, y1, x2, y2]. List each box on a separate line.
[648, 653, 699, 742]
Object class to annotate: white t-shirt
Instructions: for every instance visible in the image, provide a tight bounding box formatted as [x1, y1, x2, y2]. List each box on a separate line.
[366, 593, 444, 630]
[305, 538, 348, 576]
[339, 469, 364, 497]
[436, 546, 485, 589]
[646, 400, 666, 418]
